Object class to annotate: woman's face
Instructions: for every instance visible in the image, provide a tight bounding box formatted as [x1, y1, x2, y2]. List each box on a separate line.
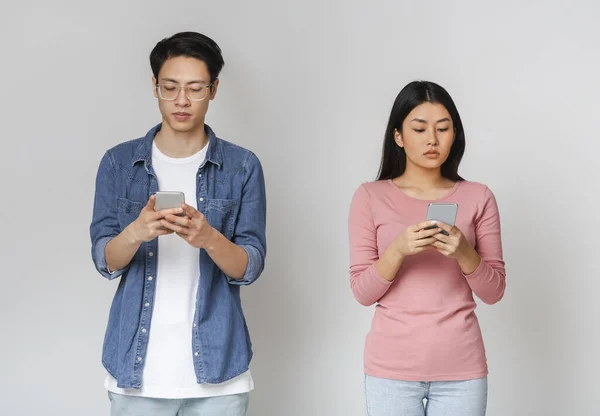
[395, 102, 455, 171]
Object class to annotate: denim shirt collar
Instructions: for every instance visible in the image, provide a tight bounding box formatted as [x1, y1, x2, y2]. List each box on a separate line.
[131, 123, 223, 169]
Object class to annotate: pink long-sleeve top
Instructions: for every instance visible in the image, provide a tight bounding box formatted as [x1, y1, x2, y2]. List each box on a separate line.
[348, 179, 506, 381]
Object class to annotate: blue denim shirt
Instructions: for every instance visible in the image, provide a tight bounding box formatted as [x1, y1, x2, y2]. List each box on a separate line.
[90, 124, 266, 388]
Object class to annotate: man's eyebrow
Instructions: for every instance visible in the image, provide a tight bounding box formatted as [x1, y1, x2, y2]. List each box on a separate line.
[160, 78, 209, 85]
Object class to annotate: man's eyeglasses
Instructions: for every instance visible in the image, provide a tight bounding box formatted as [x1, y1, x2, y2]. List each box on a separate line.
[156, 83, 213, 101]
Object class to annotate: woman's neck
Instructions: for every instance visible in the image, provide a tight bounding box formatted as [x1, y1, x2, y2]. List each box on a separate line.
[393, 162, 456, 199]
[397, 162, 449, 188]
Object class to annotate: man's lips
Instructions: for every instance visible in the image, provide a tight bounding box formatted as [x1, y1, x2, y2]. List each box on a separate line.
[173, 112, 191, 121]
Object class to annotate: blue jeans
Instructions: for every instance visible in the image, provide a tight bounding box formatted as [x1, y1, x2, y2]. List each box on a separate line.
[108, 392, 249, 416]
[364, 375, 487, 416]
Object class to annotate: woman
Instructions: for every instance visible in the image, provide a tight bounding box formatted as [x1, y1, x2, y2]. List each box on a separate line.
[348, 81, 506, 416]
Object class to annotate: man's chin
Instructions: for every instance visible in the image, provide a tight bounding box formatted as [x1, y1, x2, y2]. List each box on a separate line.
[165, 119, 203, 133]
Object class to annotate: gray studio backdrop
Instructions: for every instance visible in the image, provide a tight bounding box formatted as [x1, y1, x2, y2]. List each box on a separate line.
[1, 0, 599, 415]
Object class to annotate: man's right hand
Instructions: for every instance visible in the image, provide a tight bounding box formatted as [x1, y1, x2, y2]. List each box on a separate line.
[126, 195, 183, 244]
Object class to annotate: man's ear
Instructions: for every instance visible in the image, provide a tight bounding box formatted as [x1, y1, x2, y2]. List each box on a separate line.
[209, 79, 220, 100]
[152, 77, 158, 98]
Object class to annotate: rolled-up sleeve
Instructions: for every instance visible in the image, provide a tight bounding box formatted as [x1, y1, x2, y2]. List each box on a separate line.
[227, 152, 267, 285]
[90, 152, 127, 280]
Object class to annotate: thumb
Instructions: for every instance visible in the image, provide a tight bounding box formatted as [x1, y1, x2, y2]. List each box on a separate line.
[145, 195, 156, 211]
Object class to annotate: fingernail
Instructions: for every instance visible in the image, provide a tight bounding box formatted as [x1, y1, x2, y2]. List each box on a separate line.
[431, 220, 438, 225]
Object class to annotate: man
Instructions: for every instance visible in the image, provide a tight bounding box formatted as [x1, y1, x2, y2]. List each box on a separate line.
[90, 32, 266, 415]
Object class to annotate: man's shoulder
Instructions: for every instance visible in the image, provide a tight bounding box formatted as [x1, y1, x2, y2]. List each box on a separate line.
[214, 136, 260, 167]
[105, 136, 145, 160]
[101, 123, 158, 170]
[217, 137, 254, 156]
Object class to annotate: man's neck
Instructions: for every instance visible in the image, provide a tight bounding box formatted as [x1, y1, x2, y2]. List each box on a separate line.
[154, 121, 209, 158]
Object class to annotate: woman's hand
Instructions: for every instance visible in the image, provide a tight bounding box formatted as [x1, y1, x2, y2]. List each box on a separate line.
[430, 222, 481, 274]
[392, 220, 443, 259]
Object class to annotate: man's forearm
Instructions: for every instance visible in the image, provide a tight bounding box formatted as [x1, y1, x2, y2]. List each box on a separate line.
[105, 225, 142, 272]
[205, 229, 248, 280]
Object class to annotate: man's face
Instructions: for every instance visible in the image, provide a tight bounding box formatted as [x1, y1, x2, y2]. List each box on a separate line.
[152, 56, 219, 134]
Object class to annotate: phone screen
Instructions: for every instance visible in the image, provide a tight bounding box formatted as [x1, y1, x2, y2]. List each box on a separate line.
[154, 191, 186, 213]
[425, 203, 458, 235]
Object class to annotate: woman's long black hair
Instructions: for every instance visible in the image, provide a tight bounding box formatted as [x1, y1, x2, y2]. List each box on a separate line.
[377, 81, 465, 181]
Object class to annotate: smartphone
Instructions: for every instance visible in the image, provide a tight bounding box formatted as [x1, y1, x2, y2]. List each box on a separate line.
[154, 191, 185, 215]
[425, 203, 458, 236]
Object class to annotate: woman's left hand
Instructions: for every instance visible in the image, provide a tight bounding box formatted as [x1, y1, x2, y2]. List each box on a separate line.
[429, 222, 474, 260]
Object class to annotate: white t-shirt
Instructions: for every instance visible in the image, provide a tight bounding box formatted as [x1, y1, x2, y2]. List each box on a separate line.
[105, 140, 254, 398]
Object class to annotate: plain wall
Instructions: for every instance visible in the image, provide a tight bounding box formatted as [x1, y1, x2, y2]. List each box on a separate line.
[1, 1, 599, 414]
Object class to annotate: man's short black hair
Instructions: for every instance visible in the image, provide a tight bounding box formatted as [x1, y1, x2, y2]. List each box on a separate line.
[150, 32, 225, 83]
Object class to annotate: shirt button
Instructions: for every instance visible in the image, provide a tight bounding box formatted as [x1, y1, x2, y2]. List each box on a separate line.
[148, 252, 154, 257]
[145, 302, 150, 307]
[199, 174, 203, 177]
[148, 276, 153, 281]
[141, 328, 147, 333]
[199, 198, 204, 202]
[137, 357, 142, 362]
[193, 323, 197, 327]
[194, 352, 199, 356]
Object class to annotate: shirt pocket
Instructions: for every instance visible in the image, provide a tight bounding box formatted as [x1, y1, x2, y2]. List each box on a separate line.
[206, 198, 237, 240]
[116, 197, 144, 230]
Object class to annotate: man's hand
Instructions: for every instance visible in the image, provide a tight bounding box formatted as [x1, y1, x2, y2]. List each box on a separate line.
[126, 195, 181, 243]
[162, 204, 218, 249]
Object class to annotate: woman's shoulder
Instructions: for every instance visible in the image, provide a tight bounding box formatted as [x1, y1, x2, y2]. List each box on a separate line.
[457, 180, 498, 206]
[458, 179, 493, 194]
[354, 179, 392, 198]
[350, 180, 392, 210]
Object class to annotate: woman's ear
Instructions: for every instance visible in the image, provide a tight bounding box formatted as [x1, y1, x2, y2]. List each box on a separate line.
[394, 129, 404, 147]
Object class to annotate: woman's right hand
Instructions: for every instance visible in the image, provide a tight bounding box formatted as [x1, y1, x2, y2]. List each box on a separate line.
[392, 220, 442, 258]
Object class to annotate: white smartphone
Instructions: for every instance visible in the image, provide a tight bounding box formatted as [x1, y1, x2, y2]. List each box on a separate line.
[425, 203, 458, 236]
[154, 191, 185, 215]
